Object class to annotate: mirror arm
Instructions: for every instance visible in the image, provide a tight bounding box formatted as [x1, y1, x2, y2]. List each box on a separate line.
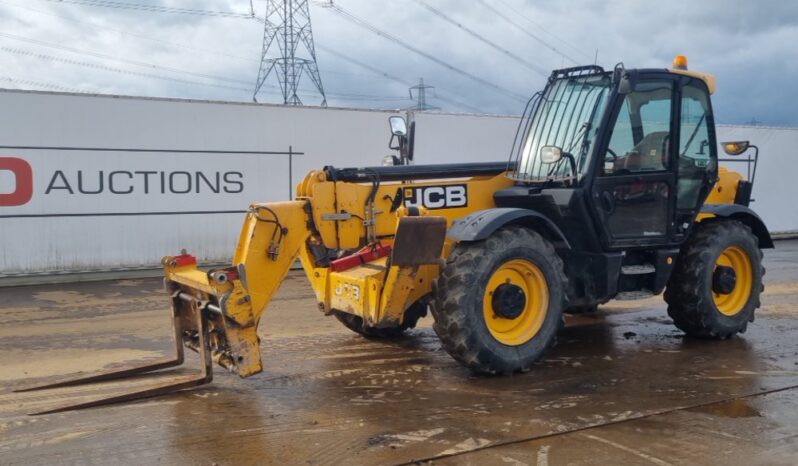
[750, 145, 759, 185]
[388, 134, 400, 151]
[407, 120, 416, 162]
[398, 135, 408, 162]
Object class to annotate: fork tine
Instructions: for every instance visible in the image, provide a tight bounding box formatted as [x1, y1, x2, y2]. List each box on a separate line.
[21, 298, 214, 416]
[13, 358, 184, 393]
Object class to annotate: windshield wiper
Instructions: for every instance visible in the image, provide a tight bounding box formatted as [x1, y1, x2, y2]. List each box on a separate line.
[552, 122, 591, 182]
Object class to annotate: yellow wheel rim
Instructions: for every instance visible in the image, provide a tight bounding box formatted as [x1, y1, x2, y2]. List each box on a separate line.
[482, 259, 549, 346]
[712, 246, 753, 316]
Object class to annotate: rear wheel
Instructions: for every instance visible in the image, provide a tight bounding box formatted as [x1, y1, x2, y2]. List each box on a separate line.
[432, 226, 566, 374]
[333, 301, 428, 338]
[664, 220, 764, 339]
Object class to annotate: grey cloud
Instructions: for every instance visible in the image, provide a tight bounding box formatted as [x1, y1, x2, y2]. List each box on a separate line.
[0, 0, 795, 125]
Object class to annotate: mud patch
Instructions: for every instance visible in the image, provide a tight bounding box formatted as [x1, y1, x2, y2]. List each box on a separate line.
[1, 348, 164, 382]
[32, 291, 98, 305]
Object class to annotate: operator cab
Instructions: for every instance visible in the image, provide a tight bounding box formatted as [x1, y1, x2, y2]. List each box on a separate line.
[498, 57, 720, 252]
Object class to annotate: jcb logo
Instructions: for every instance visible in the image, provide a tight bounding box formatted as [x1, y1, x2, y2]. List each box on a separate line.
[0, 157, 33, 207]
[404, 184, 467, 210]
[334, 282, 361, 301]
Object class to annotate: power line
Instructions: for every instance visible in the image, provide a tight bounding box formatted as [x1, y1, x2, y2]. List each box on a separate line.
[410, 0, 549, 78]
[0, 0, 258, 64]
[317, 45, 411, 85]
[0, 46, 254, 93]
[473, 0, 580, 65]
[292, 85, 408, 101]
[30, 0, 373, 105]
[0, 0, 418, 101]
[1, 0, 373, 82]
[5, 1, 501, 111]
[320, 1, 527, 103]
[1, 47, 412, 104]
[31, 0, 587, 69]
[323, 91, 408, 101]
[492, 0, 591, 60]
[33, 0, 254, 18]
[0, 75, 87, 93]
[2, 45, 409, 102]
[0, 32, 252, 86]
[317, 45, 484, 113]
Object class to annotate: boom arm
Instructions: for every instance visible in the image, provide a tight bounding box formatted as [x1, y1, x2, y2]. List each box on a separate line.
[164, 200, 311, 377]
[162, 166, 513, 379]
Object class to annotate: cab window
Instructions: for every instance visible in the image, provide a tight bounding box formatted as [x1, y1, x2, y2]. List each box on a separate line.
[604, 81, 674, 175]
[677, 83, 714, 209]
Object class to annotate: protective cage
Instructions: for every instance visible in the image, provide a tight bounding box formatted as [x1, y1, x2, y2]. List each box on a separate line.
[508, 65, 611, 183]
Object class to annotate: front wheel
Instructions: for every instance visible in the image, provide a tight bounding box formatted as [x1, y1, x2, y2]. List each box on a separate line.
[432, 226, 566, 374]
[664, 220, 764, 339]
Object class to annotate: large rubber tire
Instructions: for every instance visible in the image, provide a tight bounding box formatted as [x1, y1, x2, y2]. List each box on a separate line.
[431, 226, 566, 375]
[664, 220, 764, 339]
[333, 301, 428, 339]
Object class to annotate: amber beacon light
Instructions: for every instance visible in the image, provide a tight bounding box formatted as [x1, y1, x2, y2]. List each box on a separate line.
[673, 55, 688, 70]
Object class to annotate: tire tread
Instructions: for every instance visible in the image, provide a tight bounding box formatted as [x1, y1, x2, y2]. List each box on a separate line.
[432, 226, 566, 374]
[664, 220, 764, 339]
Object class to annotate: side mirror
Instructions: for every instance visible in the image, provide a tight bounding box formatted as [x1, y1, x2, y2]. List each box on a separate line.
[389, 116, 408, 136]
[722, 141, 750, 156]
[540, 146, 563, 164]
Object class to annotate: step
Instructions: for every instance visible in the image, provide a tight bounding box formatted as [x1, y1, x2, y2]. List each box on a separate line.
[621, 264, 656, 275]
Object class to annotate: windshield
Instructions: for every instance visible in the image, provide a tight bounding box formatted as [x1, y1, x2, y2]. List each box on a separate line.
[511, 73, 611, 183]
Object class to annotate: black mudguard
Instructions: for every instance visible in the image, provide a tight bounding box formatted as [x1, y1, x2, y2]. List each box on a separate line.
[447, 208, 571, 249]
[701, 204, 774, 249]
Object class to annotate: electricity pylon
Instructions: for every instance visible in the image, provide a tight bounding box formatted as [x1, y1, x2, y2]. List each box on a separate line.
[254, 0, 327, 106]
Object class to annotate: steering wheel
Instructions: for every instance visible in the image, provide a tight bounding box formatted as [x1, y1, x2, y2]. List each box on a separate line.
[606, 148, 618, 161]
[679, 156, 700, 171]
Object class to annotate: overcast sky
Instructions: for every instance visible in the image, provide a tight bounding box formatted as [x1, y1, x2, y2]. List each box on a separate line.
[1, 0, 796, 125]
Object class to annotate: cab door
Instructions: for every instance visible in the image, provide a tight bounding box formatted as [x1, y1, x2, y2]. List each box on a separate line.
[590, 78, 678, 248]
[673, 79, 718, 240]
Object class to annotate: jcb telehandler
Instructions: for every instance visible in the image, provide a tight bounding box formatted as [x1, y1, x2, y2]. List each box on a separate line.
[19, 57, 772, 414]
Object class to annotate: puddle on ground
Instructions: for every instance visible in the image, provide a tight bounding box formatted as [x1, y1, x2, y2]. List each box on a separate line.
[692, 398, 762, 418]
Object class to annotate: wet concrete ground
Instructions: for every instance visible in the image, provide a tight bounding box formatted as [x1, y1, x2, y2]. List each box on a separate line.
[1, 241, 797, 465]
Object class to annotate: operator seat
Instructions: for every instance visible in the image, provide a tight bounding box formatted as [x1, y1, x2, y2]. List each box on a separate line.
[622, 131, 670, 171]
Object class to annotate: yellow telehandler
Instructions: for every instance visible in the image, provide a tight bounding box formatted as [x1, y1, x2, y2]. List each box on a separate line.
[19, 57, 772, 414]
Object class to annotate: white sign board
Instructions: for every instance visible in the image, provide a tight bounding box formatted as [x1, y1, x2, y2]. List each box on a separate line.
[0, 89, 794, 277]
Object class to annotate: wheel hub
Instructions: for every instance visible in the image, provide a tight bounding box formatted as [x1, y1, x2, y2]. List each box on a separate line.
[712, 245, 754, 317]
[482, 258, 549, 346]
[712, 265, 737, 295]
[491, 283, 526, 319]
